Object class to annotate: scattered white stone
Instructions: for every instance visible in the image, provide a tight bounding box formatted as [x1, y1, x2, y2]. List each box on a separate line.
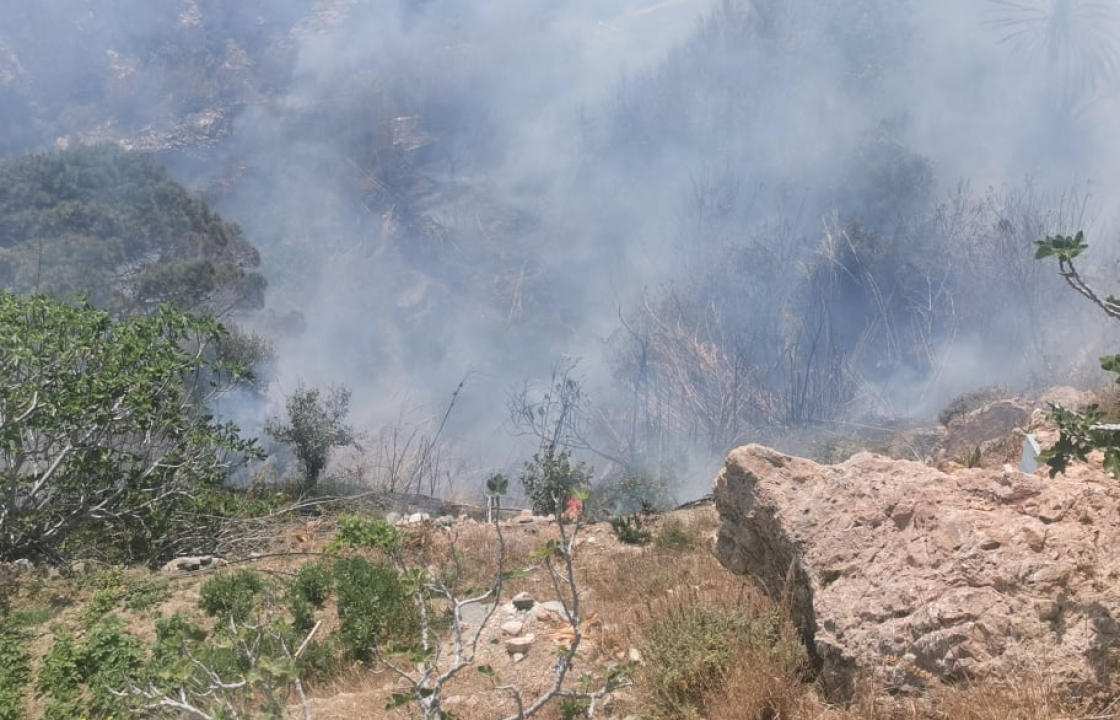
[505, 634, 535, 655]
[628, 647, 643, 664]
[160, 555, 226, 574]
[408, 512, 430, 524]
[512, 652, 526, 663]
[501, 620, 524, 636]
[384, 511, 402, 524]
[512, 591, 535, 610]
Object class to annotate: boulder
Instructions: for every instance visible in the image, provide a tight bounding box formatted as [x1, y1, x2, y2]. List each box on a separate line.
[713, 444, 1120, 700]
[942, 398, 1031, 458]
[160, 555, 227, 574]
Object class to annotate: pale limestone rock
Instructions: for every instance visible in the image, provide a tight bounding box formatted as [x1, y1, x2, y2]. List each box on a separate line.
[714, 444, 1120, 700]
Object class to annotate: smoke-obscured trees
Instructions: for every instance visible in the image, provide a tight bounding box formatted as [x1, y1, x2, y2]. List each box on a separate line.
[0, 145, 265, 317]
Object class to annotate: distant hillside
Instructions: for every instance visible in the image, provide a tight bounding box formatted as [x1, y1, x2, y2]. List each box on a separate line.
[0, 145, 264, 316]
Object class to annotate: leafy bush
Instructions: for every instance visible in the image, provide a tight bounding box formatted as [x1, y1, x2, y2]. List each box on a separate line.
[289, 562, 333, 633]
[1034, 232, 1120, 477]
[519, 443, 592, 516]
[149, 606, 303, 719]
[332, 516, 399, 553]
[267, 384, 356, 494]
[199, 570, 266, 623]
[0, 292, 261, 566]
[37, 630, 83, 716]
[82, 615, 144, 718]
[123, 578, 171, 612]
[332, 555, 419, 660]
[558, 697, 591, 719]
[654, 518, 700, 552]
[610, 514, 652, 545]
[292, 562, 333, 607]
[0, 622, 30, 720]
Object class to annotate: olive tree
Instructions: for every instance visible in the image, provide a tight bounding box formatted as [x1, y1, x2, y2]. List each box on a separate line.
[266, 384, 355, 494]
[0, 292, 259, 564]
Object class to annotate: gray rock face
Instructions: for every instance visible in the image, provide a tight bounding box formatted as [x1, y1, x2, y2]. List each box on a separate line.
[713, 444, 1120, 700]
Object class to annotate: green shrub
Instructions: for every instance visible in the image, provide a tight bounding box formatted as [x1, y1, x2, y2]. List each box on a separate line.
[37, 630, 83, 702]
[150, 613, 208, 675]
[82, 615, 143, 719]
[558, 697, 591, 719]
[653, 518, 700, 552]
[199, 570, 265, 623]
[0, 292, 262, 567]
[41, 699, 83, 720]
[292, 562, 333, 607]
[332, 516, 398, 552]
[82, 589, 120, 626]
[332, 556, 418, 660]
[123, 578, 170, 612]
[5, 607, 50, 629]
[1034, 232, 1120, 477]
[0, 623, 30, 720]
[519, 443, 592, 516]
[289, 561, 333, 633]
[150, 610, 298, 719]
[610, 514, 652, 545]
[298, 637, 347, 681]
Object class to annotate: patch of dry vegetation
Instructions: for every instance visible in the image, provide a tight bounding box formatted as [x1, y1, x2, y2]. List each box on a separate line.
[1, 504, 1106, 720]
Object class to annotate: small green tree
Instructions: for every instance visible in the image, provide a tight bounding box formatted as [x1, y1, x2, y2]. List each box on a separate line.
[1035, 231, 1120, 476]
[0, 292, 259, 565]
[266, 384, 355, 494]
[519, 443, 592, 516]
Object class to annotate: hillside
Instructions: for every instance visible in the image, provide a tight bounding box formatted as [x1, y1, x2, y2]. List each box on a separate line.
[4, 486, 1107, 719]
[3, 2, 1120, 717]
[0, 145, 264, 316]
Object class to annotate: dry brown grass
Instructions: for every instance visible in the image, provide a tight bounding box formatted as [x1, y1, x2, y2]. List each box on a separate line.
[8, 506, 1110, 720]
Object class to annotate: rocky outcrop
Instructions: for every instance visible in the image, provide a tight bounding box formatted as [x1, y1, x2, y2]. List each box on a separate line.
[713, 444, 1120, 700]
[941, 398, 1031, 458]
